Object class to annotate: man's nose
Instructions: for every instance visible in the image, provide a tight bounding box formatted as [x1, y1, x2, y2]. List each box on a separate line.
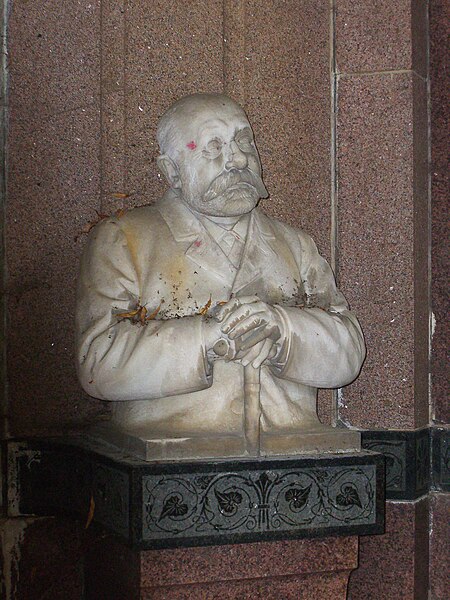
[225, 141, 248, 170]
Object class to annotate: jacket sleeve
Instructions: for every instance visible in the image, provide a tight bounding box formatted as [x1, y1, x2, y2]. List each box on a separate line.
[75, 219, 212, 401]
[271, 232, 366, 388]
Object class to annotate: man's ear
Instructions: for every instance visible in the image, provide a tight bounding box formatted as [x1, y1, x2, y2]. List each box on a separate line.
[157, 154, 182, 189]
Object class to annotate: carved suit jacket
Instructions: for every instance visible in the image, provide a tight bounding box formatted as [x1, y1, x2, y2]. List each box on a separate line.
[76, 192, 365, 438]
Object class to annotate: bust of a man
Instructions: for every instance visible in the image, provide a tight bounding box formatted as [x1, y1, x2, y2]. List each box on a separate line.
[76, 93, 365, 460]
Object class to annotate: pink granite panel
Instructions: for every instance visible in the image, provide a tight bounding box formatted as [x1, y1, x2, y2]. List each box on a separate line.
[143, 571, 353, 599]
[335, 0, 427, 77]
[8, 0, 100, 128]
[122, 0, 224, 208]
[222, 0, 247, 105]
[140, 537, 358, 586]
[317, 390, 335, 426]
[412, 74, 431, 426]
[414, 497, 431, 598]
[122, 86, 171, 209]
[100, 90, 128, 213]
[125, 0, 224, 95]
[99, 0, 127, 213]
[337, 72, 427, 429]
[243, 1, 332, 257]
[101, 0, 126, 94]
[5, 0, 107, 435]
[429, 493, 450, 600]
[429, 0, 450, 423]
[411, 0, 428, 78]
[6, 104, 108, 435]
[348, 499, 429, 600]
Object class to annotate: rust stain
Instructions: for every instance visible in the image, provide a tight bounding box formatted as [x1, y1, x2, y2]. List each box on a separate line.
[199, 295, 212, 316]
[121, 225, 142, 285]
[146, 303, 161, 320]
[111, 192, 131, 199]
[116, 301, 161, 325]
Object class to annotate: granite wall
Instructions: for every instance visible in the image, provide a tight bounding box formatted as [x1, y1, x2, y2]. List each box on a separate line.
[428, 0, 450, 598]
[5, 0, 104, 436]
[335, 0, 429, 431]
[1, 0, 448, 599]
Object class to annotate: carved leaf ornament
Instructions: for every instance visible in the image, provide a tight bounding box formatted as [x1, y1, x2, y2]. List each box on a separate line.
[284, 484, 311, 510]
[336, 484, 362, 508]
[214, 489, 243, 515]
[160, 495, 189, 520]
[144, 466, 376, 539]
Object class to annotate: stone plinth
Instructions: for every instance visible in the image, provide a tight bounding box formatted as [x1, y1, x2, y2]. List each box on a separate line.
[7, 438, 384, 549]
[88, 421, 361, 462]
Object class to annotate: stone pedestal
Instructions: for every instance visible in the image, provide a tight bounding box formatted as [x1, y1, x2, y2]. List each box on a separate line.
[84, 530, 359, 600]
[7, 438, 384, 548]
[6, 438, 384, 599]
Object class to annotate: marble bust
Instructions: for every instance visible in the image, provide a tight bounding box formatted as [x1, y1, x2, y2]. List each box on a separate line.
[76, 93, 365, 460]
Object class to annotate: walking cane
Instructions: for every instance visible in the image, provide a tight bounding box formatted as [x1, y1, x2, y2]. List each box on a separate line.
[243, 363, 261, 456]
[213, 339, 261, 457]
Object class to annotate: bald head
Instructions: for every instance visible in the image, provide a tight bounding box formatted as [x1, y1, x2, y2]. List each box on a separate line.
[157, 93, 249, 160]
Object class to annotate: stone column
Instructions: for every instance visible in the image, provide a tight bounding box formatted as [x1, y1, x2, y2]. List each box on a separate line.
[332, 2, 430, 598]
[429, 0, 450, 597]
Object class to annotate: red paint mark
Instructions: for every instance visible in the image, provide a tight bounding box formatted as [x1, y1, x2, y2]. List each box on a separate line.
[187, 141, 197, 150]
[194, 240, 202, 247]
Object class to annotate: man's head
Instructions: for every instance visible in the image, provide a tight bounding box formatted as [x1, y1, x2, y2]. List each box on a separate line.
[156, 93, 268, 217]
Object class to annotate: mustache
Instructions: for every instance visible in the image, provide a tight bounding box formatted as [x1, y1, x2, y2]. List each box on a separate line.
[202, 168, 268, 203]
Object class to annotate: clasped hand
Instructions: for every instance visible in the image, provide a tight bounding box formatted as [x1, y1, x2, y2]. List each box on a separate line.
[208, 296, 285, 368]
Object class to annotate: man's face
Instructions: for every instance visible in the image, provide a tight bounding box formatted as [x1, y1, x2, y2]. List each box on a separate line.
[174, 103, 268, 217]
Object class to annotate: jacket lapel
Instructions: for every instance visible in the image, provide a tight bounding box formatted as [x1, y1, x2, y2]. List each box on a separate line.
[156, 193, 237, 284]
[231, 209, 278, 295]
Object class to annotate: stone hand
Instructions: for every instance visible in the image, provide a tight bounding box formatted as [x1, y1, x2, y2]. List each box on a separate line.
[235, 337, 278, 368]
[201, 317, 237, 361]
[216, 296, 285, 367]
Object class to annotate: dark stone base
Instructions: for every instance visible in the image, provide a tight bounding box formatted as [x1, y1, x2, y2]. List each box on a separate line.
[361, 428, 430, 499]
[361, 426, 450, 498]
[6, 437, 384, 549]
